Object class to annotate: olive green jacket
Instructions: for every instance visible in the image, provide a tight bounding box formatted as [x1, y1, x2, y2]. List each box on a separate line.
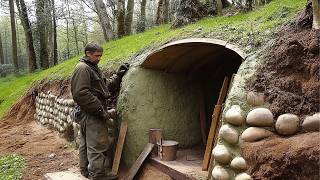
[71, 57, 119, 116]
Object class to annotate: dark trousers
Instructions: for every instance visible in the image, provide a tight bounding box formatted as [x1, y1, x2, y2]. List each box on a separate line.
[79, 113, 113, 179]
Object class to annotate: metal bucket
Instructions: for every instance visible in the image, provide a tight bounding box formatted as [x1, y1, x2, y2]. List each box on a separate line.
[158, 140, 179, 161]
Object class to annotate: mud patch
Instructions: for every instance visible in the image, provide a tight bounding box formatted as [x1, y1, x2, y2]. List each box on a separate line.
[241, 132, 320, 180]
[248, 28, 319, 117]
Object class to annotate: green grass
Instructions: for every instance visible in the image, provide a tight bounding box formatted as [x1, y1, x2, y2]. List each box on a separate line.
[0, 0, 305, 118]
[0, 154, 25, 180]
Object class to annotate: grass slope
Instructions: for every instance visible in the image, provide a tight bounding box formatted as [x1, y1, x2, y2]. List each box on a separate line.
[0, 0, 305, 118]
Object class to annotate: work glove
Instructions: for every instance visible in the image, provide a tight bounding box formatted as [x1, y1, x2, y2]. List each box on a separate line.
[116, 63, 130, 77]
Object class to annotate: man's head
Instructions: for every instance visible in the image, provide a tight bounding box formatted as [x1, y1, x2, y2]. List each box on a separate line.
[85, 42, 103, 64]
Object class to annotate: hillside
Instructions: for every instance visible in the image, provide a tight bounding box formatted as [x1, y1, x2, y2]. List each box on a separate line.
[0, 0, 305, 119]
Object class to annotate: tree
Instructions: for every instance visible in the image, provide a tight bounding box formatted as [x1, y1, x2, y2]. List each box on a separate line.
[93, 0, 114, 41]
[137, 0, 147, 33]
[124, 0, 134, 35]
[36, 0, 49, 69]
[0, 32, 4, 64]
[312, 0, 319, 29]
[156, 0, 169, 25]
[117, 0, 126, 38]
[171, 0, 208, 28]
[52, 0, 58, 65]
[16, 0, 37, 72]
[9, 0, 19, 71]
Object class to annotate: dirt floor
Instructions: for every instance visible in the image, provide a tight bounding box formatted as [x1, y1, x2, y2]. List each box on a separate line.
[0, 89, 79, 180]
[244, 6, 320, 180]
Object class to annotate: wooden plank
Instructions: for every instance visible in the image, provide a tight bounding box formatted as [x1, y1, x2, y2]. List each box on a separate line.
[207, 104, 224, 180]
[199, 90, 207, 146]
[216, 76, 230, 105]
[122, 143, 154, 180]
[202, 105, 222, 171]
[149, 158, 194, 180]
[112, 122, 128, 175]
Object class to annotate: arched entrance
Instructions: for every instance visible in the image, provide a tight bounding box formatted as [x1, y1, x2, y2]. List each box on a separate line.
[118, 38, 245, 179]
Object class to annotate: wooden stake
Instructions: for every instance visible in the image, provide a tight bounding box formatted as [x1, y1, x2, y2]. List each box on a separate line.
[202, 76, 230, 171]
[111, 122, 128, 175]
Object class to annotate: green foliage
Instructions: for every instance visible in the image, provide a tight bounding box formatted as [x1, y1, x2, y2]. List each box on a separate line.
[0, 0, 305, 119]
[0, 154, 26, 180]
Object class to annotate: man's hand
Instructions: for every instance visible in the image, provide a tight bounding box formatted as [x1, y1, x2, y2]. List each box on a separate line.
[116, 63, 130, 77]
[107, 109, 117, 119]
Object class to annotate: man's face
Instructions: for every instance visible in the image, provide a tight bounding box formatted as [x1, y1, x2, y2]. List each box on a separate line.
[87, 51, 103, 64]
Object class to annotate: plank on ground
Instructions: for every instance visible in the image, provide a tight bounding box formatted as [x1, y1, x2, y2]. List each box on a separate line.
[122, 143, 154, 180]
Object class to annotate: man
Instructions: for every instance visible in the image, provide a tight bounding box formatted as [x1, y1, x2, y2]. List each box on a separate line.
[71, 42, 128, 180]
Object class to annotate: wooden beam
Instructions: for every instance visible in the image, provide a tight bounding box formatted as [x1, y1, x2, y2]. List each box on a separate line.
[122, 143, 154, 180]
[112, 122, 128, 175]
[202, 104, 222, 171]
[149, 158, 193, 180]
[216, 76, 230, 105]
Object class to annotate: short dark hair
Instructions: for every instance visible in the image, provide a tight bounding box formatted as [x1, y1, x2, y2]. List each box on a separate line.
[84, 42, 103, 56]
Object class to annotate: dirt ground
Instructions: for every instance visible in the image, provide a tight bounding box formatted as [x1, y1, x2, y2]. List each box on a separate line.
[0, 89, 79, 180]
[244, 6, 320, 180]
[241, 132, 320, 180]
[248, 27, 319, 118]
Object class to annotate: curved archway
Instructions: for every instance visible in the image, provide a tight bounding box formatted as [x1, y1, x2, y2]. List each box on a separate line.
[117, 38, 245, 178]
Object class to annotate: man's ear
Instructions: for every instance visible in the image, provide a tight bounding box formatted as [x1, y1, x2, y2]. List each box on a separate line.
[85, 51, 91, 56]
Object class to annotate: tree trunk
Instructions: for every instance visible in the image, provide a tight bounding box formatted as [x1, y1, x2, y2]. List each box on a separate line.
[171, 0, 208, 28]
[156, 0, 164, 25]
[163, 0, 169, 23]
[93, 0, 114, 41]
[9, 0, 19, 71]
[312, 0, 320, 29]
[137, 0, 147, 33]
[72, 18, 80, 55]
[36, 0, 49, 69]
[66, 0, 70, 59]
[46, 0, 53, 66]
[125, 0, 134, 35]
[117, 0, 126, 38]
[0, 32, 4, 64]
[52, 0, 58, 65]
[16, 0, 37, 72]
[245, 0, 253, 11]
[216, 0, 223, 15]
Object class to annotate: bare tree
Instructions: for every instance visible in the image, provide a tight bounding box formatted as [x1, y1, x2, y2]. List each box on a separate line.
[137, 0, 147, 33]
[0, 32, 3, 64]
[52, 0, 58, 65]
[16, 0, 37, 72]
[9, 0, 19, 71]
[125, 0, 134, 35]
[117, 0, 126, 38]
[312, 0, 319, 29]
[93, 0, 114, 41]
[36, 0, 49, 69]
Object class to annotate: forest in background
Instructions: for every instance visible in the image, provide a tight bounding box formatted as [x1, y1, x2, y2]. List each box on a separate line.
[0, 0, 277, 75]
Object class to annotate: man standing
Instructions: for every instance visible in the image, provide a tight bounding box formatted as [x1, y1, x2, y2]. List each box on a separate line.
[71, 43, 128, 180]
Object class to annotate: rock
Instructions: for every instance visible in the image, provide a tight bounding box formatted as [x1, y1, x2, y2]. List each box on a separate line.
[212, 165, 230, 180]
[212, 145, 232, 164]
[48, 153, 56, 159]
[247, 91, 265, 106]
[275, 114, 300, 135]
[219, 125, 239, 144]
[246, 108, 274, 126]
[302, 113, 320, 131]
[235, 173, 252, 180]
[230, 157, 247, 170]
[241, 127, 273, 142]
[225, 105, 245, 126]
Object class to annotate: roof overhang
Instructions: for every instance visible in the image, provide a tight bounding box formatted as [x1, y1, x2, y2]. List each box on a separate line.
[141, 38, 245, 73]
